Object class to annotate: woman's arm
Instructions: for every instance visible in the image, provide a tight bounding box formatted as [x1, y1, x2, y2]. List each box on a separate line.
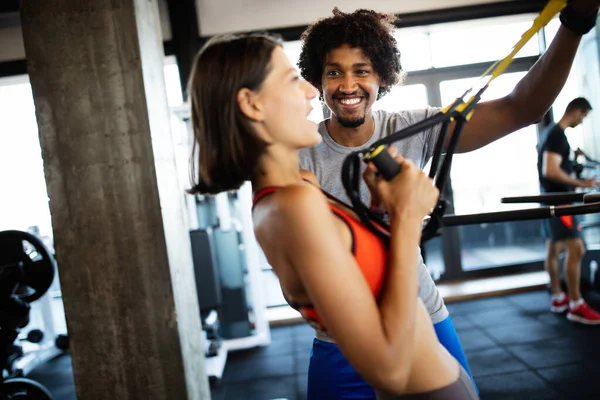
[270, 184, 421, 393]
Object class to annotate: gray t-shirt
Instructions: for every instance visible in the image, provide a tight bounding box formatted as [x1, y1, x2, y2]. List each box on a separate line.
[299, 108, 448, 324]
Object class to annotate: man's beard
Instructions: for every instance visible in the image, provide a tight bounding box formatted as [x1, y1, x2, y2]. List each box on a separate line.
[336, 114, 366, 128]
[332, 90, 368, 128]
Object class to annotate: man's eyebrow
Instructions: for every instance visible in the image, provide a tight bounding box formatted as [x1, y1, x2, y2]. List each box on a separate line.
[324, 62, 370, 68]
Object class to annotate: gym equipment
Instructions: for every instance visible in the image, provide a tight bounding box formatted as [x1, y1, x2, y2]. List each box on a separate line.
[171, 105, 270, 385]
[0, 231, 55, 304]
[0, 230, 58, 400]
[339, 0, 600, 243]
[212, 226, 252, 339]
[573, 148, 600, 180]
[1, 378, 54, 400]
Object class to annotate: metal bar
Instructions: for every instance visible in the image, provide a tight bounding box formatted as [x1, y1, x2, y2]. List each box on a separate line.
[404, 56, 538, 83]
[584, 193, 600, 203]
[443, 202, 600, 226]
[501, 192, 585, 204]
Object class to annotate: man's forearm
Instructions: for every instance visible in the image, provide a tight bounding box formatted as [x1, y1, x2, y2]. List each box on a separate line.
[507, 26, 581, 126]
[546, 169, 580, 188]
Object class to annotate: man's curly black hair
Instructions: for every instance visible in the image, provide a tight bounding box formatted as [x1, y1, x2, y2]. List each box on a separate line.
[298, 8, 404, 100]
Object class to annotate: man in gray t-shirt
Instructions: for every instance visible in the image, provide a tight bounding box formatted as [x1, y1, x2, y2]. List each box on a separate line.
[299, 108, 449, 324]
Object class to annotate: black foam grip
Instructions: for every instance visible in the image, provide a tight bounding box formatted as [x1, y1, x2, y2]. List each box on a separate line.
[371, 150, 401, 181]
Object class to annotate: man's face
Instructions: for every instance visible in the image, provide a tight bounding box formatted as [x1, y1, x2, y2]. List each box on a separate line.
[320, 44, 382, 128]
[570, 109, 590, 128]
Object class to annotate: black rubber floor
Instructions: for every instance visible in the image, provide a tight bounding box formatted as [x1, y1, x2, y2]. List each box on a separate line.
[26, 289, 600, 399]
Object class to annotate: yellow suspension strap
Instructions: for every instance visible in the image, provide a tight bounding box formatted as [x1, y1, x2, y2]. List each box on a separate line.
[342, 0, 568, 244]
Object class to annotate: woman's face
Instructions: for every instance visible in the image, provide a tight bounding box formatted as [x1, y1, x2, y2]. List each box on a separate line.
[253, 46, 322, 149]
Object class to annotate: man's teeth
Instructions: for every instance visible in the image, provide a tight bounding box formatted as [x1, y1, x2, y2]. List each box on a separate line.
[339, 98, 361, 105]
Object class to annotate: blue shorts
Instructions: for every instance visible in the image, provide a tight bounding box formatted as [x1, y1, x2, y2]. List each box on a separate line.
[305, 316, 477, 400]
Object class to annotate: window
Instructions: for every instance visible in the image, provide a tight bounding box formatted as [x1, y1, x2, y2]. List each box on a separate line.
[429, 16, 540, 68]
[0, 76, 52, 241]
[441, 72, 546, 270]
[163, 56, 184, 107]
[394, 30, 433, 72]
[372, 84, 428, 112]
[543, 17, 561, 45]
[441, 72, 541, 214]
[0, 59, 189, 245]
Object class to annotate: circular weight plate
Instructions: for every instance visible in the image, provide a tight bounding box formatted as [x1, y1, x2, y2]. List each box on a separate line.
[2, 378, 54, 400]
[0, 231, 56, 303]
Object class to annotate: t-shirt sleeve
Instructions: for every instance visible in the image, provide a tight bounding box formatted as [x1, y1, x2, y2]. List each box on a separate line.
[543, 128, 568, 156]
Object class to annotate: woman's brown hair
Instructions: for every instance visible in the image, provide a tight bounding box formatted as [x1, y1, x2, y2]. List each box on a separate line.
[187, 33, 282, 195]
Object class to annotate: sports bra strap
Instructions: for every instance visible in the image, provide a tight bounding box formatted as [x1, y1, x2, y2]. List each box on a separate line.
[252, 186, 280, 209]
[252, 180, 315, 208]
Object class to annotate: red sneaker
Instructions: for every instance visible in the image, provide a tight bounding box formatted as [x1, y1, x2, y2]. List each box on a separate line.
[551, 295, 569, 313]
[567, 302, 600, 325]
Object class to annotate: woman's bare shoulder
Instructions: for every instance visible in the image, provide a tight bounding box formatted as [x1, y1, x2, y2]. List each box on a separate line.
[269, 182, 326, 216]
[253, 183, 331, 250]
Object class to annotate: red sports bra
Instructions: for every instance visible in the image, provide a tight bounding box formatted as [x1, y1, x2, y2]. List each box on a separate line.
[252, 186, 388, 333]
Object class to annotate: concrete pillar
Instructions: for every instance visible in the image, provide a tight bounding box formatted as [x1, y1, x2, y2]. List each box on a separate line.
[19, 1, 210, 399]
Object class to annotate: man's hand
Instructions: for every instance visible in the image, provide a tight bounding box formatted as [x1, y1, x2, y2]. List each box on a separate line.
[578, 177, 597, 188]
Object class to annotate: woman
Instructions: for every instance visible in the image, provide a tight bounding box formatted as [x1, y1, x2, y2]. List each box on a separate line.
[187, 33, 478, 399]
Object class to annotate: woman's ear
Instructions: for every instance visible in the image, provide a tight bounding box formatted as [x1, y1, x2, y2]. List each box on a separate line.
[237, 88, 264, 122]
[237, 87, 272, 144]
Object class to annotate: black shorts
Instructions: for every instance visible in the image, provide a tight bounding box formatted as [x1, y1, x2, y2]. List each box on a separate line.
[543, 214, 582, 241]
